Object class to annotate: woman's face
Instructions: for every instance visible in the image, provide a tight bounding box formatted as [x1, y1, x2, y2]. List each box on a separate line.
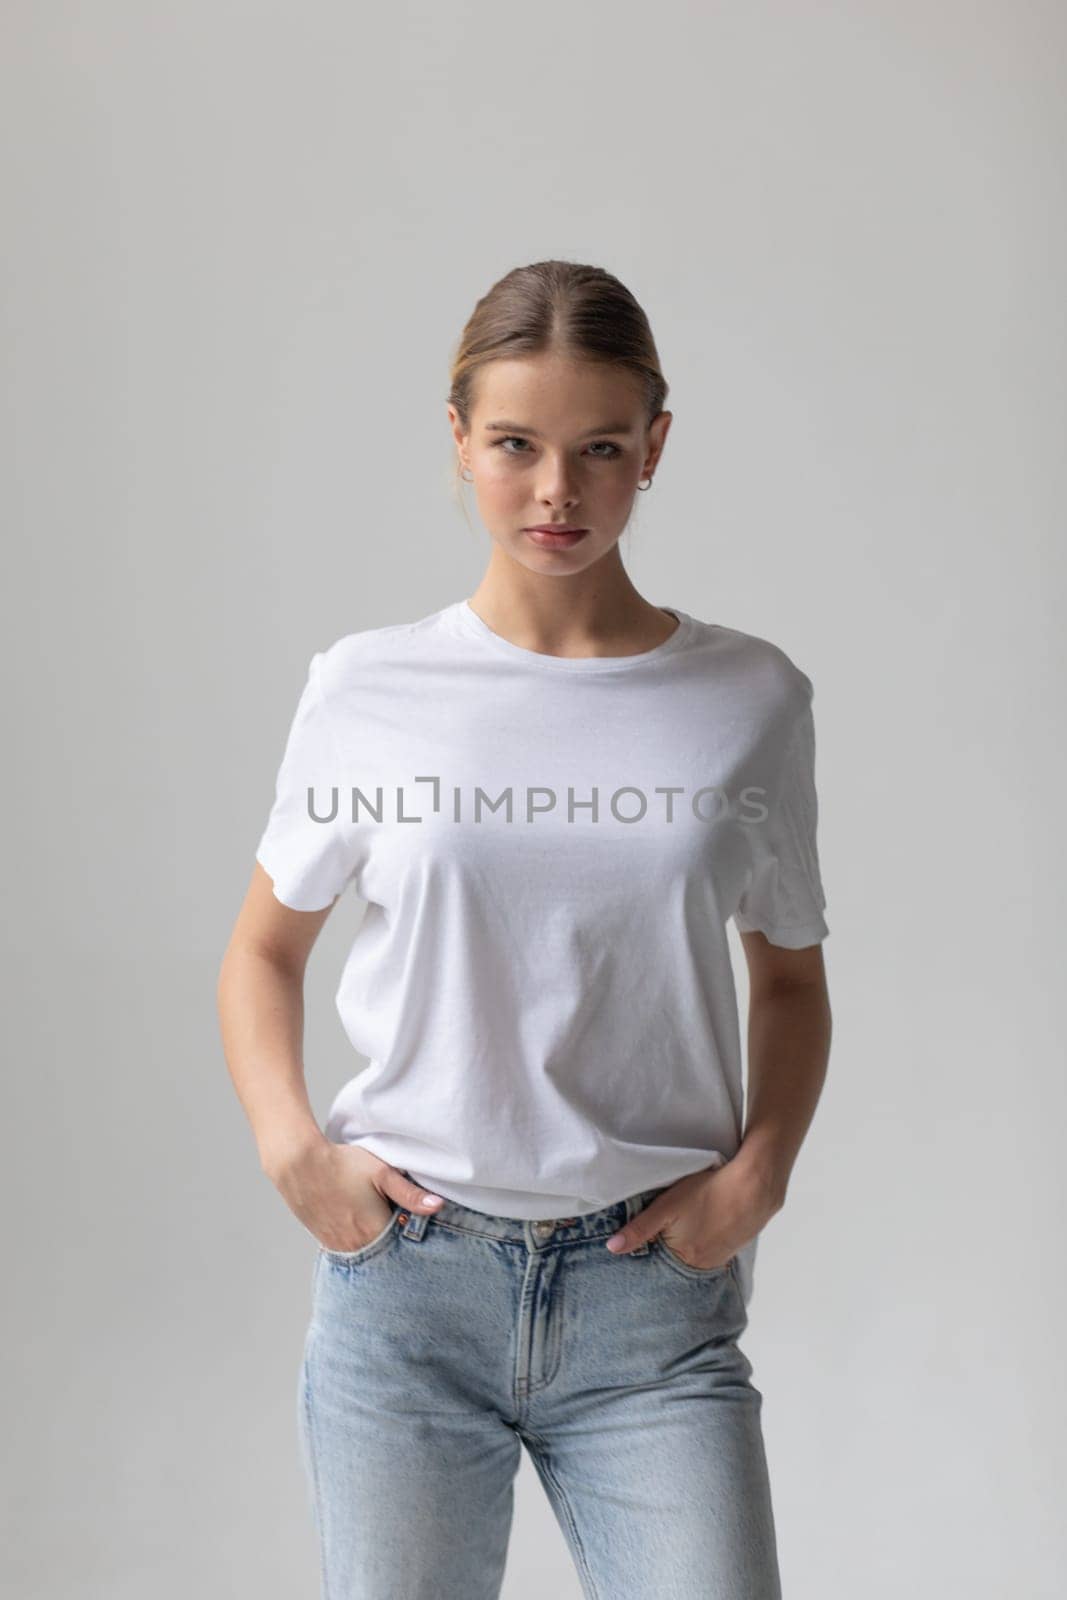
[449, 351, 671, 576]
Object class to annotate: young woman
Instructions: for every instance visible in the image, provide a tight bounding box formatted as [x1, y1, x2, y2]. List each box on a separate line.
[217, 259, 832, 1600]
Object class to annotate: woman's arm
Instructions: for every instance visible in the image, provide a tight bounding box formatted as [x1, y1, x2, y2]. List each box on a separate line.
[216, 863, 334, 1180]
[729, 932, 833, 1210]
[216, 864, 445, 1250]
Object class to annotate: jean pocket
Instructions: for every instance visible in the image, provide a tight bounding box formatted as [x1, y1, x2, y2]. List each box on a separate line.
[319, 1204, 401, 1266]
[652, 1234, 738, 1282]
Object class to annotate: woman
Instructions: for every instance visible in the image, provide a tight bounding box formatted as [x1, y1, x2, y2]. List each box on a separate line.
[217, 260, 832, 1600]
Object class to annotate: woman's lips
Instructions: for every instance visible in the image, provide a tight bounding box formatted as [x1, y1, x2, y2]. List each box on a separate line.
[523, 526, 589, 548]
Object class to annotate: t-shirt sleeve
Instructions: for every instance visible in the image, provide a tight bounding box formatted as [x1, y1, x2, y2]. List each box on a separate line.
[254, 652, 357, 911]
[732, 688, 829, 949]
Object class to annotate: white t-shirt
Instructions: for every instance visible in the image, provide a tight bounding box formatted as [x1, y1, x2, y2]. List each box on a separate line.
[255, 599, 829, 1304]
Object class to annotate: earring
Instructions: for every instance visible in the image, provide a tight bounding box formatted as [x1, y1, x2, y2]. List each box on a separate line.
[637, 475, 653, 491]
[460, 465, 474, 482]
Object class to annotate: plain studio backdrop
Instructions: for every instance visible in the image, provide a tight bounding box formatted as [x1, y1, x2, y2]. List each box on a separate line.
[2, 3, 1063, 1597]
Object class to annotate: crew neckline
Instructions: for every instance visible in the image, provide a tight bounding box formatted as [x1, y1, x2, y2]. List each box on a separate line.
[446, 599, 697, 673]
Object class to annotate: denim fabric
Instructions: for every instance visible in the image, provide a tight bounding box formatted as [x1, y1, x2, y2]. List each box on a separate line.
[297, 1179, 781, 1599]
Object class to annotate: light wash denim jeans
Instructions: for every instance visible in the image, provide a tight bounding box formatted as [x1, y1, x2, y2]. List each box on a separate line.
[297, 1176, 781, 1599]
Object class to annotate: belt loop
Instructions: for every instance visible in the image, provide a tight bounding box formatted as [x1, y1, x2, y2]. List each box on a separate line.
[396, 1172, 430, 1240]
[397, 1206, 429, 1240]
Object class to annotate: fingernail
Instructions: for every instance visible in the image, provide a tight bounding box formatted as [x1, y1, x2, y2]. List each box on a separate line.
[606, 1234, 626, 1252]
[423, 1194, 445, 1206]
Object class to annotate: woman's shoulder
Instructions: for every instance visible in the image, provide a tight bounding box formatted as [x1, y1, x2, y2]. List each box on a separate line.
[691, 614, 816, 708]
[312, 605, 454, 682]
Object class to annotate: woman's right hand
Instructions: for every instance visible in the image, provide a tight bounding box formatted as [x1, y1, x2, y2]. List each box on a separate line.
[267, 1138, 445, 1254]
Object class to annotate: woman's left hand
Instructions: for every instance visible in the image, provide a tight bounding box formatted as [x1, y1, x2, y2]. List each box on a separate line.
[605, 1158, 782, 1269]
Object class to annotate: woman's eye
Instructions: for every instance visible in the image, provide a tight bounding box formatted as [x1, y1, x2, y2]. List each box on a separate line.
[491, 437, 622, 459]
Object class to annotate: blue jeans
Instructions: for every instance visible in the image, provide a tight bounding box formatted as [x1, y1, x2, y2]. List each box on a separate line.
[297, 1178, 782, 1598]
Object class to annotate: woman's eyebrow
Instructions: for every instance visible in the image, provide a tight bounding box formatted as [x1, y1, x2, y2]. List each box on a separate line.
[483, 420, 636, 438]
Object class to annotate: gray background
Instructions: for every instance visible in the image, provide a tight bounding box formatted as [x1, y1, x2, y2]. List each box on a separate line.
[3, 2, 1063, 1595]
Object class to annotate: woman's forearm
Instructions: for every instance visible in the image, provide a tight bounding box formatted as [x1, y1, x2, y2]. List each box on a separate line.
[216, 944, 328, 1180]
[731, 977, 833, 1209]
